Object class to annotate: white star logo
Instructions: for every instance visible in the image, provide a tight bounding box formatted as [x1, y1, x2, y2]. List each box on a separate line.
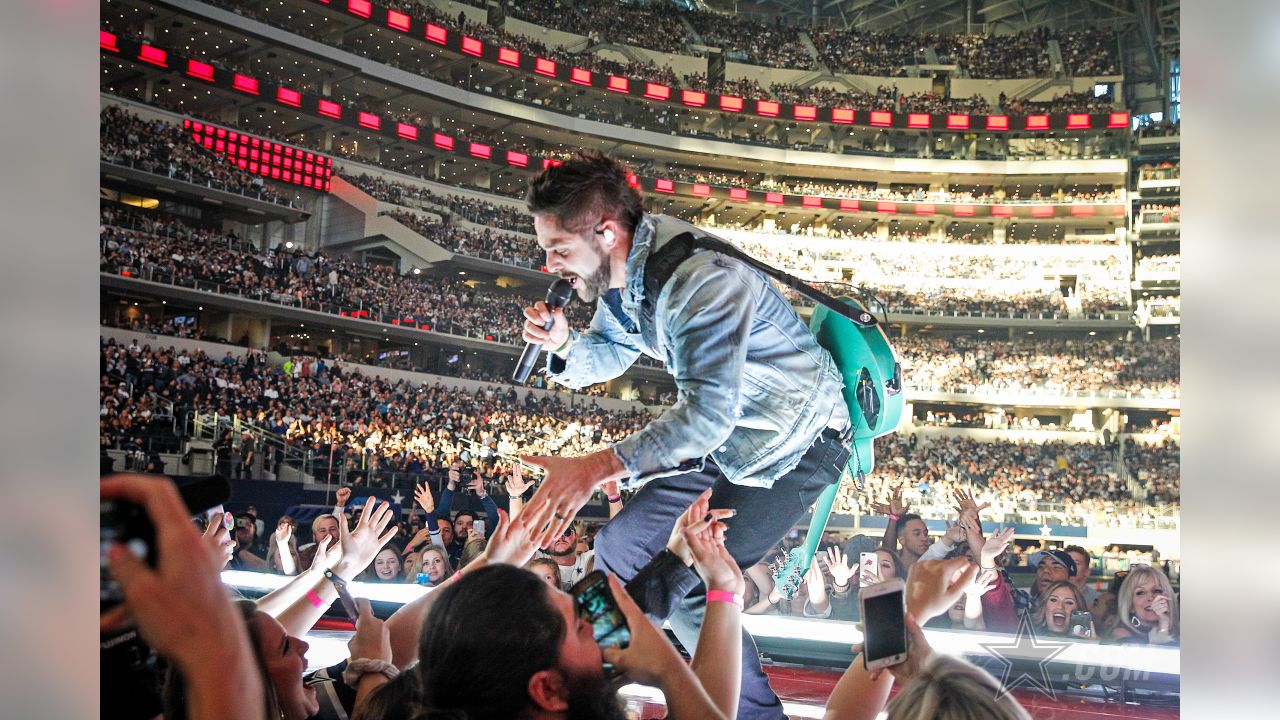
[390, 490, 405, 506]
[1039, 524, 1053, 536]
[979, 614, 1071, 700]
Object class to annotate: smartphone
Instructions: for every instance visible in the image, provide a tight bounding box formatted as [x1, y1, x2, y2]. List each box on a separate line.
[859, 577, 907, 670]
[472, 519, 486, 537]
[1069, 610, 1094, 638]
[101, 499, 157, 610]
[330, 576, 360, 622]
[570, 570, 631, 649]
[859, 551, 879, 588]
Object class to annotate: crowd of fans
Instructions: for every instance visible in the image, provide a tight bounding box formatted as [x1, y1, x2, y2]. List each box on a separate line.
[1124, 438, 1180, 504]
[99, 204, 594, 344]
[99, 106, 294, 206]
[1001, 90, 1116, 116]
[100, 336, 649, 486]
[895, 335, 1181, 398]
[1140, 204, 1181, 223]
[841, 433, 1179, 525]
[349, 173, 535, 235]
[108, 459, 1179, 720]
[381, 208, 543, 269]
[1135, 254, 1181, 276]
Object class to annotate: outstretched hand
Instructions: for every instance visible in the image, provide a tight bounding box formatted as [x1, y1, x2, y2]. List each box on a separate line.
[870, 487, 910, 517]
[331, 499, 397, 580]
[684, 511, 743, 595]
[203, 513, 235, 571]
[667, 489, 734, 566]
[483, 502, 558, 568]
[414, 482, 435, 515]
[904, 557, 978, 621]
[521, 450, 626, 545]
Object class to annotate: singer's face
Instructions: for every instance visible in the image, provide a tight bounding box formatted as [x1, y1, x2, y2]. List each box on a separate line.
[534, 214, 613, 303]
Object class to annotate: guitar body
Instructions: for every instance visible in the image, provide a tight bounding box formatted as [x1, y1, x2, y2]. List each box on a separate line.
[773, 295, 905, 599]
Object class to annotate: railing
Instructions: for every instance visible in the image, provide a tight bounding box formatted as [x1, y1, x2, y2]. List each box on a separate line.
[189, 412, 317, 480]
[100, 157, 300, 209]
[860, 498, 1180, 531]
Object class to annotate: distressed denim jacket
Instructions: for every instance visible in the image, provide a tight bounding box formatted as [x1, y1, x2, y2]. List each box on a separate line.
[546, 214, 850, 490]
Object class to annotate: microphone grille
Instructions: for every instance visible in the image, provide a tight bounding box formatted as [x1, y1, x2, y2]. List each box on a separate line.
[546, 277, 575, 308]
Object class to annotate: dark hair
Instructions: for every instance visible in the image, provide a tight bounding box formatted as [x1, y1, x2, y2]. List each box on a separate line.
[526, 150, 644, 235]
[894, 513, 924, 534]
[452, 510, 476, 524]
[876, 546, 907, 580]
[1064, 545, 1091, 572]
[417, 565, 565, 719]
[353, 667, 422, 720]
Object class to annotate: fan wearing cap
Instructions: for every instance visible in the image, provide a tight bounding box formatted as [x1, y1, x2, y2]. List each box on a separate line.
[1029, 549, 1078, 602]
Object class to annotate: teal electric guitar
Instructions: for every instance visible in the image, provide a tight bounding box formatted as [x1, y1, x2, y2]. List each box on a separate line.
[771, 295, 904, 600]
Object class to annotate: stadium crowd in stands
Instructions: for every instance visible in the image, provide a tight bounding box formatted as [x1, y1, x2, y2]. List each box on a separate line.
[99, 204, 594, 343]
[100, 106, 293, 206]
[895, 335, 1180, 398]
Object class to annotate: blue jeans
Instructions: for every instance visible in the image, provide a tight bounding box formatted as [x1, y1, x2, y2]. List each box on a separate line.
[595, 428, 851, 720]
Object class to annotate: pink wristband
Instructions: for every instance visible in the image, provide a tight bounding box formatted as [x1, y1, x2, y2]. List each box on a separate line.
[448, 571, 463, 584]
[888, 513, 901, 521]
[706, 590, 744, 609]
[305, 589, 326, 609]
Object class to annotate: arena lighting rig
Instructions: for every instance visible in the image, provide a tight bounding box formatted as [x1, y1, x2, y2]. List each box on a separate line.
[222, 570, 1180, 680]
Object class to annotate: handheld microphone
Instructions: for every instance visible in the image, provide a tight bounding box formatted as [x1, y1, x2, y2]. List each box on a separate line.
[513, 278, 575, 384]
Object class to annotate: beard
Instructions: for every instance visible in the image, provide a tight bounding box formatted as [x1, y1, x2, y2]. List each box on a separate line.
[564, 672, 629, 720]
[574, 243, 613, 302]
[546, 540, 577, 558]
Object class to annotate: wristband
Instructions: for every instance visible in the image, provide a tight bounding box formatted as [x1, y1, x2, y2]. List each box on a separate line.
[607, 495, 621, 503]
[448, 571, 463, 584]
[552, 333, 574, 356]
[888, 514, 900, 521]
[706, 590, 744, 609]
[305, 589, 327, 609]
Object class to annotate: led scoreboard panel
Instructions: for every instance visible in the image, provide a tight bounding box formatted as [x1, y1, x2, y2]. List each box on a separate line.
[181, 119, 333, 192]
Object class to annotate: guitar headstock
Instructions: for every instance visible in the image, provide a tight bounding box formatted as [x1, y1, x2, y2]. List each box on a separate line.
[771, 546, 811, 600]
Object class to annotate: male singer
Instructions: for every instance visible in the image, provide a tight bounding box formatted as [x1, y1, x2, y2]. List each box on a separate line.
[519, 151, 851, 720]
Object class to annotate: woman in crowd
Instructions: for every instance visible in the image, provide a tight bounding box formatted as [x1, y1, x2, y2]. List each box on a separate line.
[1029, 580, 1091, 638]
[363, 546, 404, 583]
[1110, 564, 1179, 645]
[406, 545, 451, 586]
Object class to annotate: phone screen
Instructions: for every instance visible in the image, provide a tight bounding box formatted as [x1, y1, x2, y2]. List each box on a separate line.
[1070, 610, 1093, 638]
[571, 572, 630, 649]
[472, 519, 485, 537]
[861, 587, 907, 666]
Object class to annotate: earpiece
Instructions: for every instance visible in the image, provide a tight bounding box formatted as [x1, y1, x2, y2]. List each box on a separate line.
[602, 228, 615, 244]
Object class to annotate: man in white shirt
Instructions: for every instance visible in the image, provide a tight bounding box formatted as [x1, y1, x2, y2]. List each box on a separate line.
[536, 521, 594, 590]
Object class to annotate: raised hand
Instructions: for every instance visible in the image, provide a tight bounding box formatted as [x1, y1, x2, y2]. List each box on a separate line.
[869, 612, 933, 685]
[202, 513, 235, 571]
[347, 597, 391, 663]
[483, 503, 558, 567]
[951, 487, 990, 518]
[404, 528, 434, 553]
[414, 481, 435, 515]
[943, 519, 966, 546]
[331, 499, 397, 580]
[600, 575, 687, 686]
[973, 526, 1014, 569]
[684, 513, 743, 595]
[869, 487, 910, 517]
[309, 536, 340, 573]
[274, 521, 293, 546]
[667, 489, 734, 566]
[335, 486, 352, 508]
[965, 568, 1000, 598]
[904, 557, 978, 621]
[504, 463, 533, 497]
[824, 546, 855, 589]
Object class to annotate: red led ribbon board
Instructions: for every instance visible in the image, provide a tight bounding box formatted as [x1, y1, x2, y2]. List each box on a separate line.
[184, 119, 333, 192]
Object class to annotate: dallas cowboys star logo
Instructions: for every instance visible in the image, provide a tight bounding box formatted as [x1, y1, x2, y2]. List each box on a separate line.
[979, 614, 1071, 700]
[390, 489, 405, 506]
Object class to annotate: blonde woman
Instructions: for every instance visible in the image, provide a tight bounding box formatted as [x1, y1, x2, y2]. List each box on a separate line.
[1110, 564, 1178, 645]
[1029, 580, 1092, 638]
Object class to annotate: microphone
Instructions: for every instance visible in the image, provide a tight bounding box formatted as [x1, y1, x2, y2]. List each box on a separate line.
[513, 278, 575, 384]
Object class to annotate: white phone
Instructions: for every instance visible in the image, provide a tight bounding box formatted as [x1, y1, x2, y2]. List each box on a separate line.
[859, 577, 908, 670]
[859, 551, 879, 587]
[472, 519, 486, 537]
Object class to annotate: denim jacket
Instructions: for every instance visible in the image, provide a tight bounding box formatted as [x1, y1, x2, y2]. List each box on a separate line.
[546, 214, 850, 490]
